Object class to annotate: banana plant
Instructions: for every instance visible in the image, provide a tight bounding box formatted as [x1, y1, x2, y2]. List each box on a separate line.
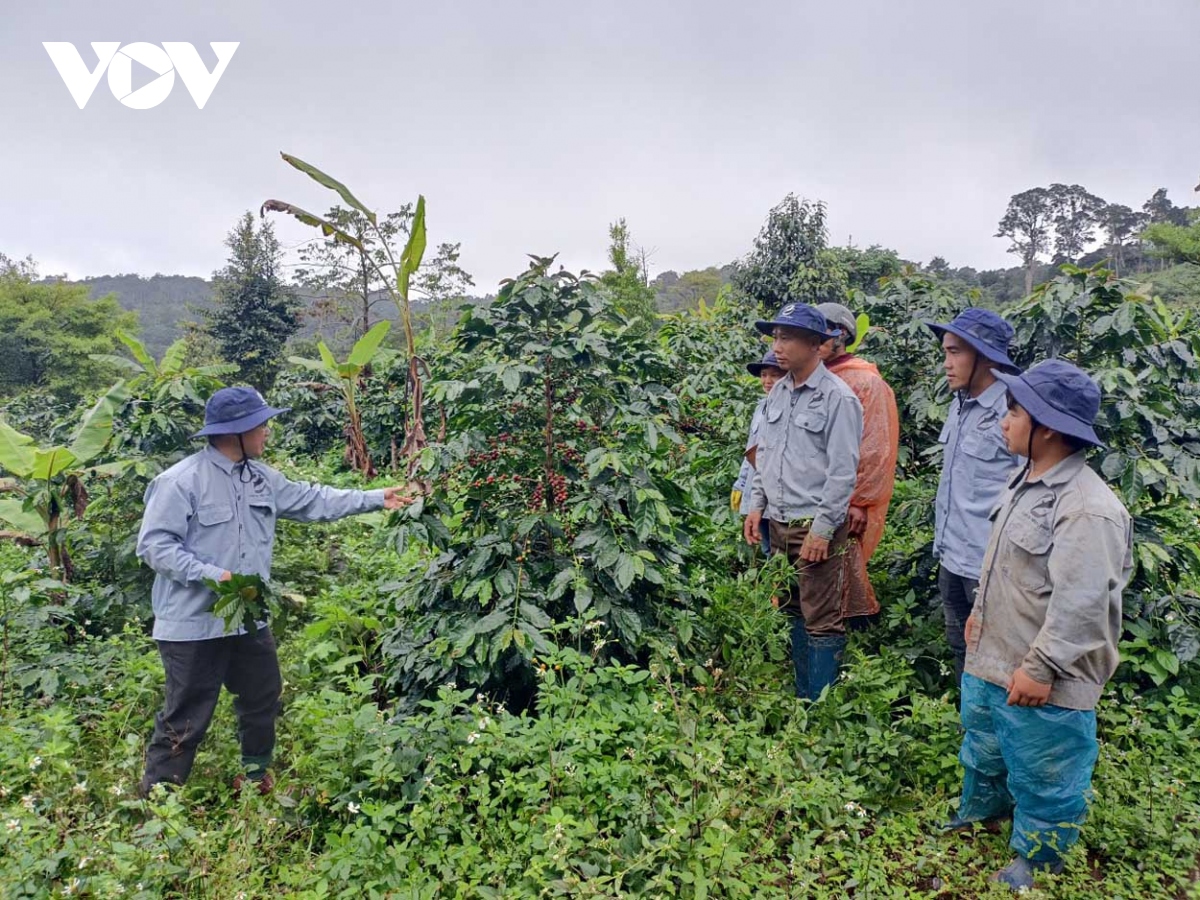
[262, 154, 430, 478]
[289, 320, 391, 476]
[0, 381, 131, 581]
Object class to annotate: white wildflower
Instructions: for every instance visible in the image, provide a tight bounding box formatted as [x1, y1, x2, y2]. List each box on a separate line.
[0, 785, 7, 798]
[78, 857, 92, 870]
[72, 781, 87, 795]
[466, 732, 480, 744]
[29, 756, 42, 771]
[109, 784, 125, 797]
[347, 801, 360, 815]
[5, 819, 20, 834]
[21, 795, 35, 811]
[62, 877, 81, 896]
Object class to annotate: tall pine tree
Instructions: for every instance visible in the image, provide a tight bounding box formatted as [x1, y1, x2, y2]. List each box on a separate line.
[207, 213, 300, 391]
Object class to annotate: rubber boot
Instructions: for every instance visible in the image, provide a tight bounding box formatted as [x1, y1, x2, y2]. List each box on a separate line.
[806, 634, 846, 701]
[990, 856, 1065, 891]
[789, 617, 809, 698]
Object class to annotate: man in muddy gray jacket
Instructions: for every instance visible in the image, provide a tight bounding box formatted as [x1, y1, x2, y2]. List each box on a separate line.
[948, 360, 1133, 892]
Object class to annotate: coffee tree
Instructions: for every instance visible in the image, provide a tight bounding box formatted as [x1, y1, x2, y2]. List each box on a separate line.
[1007, 265, 1200, 575]
[383, 258, 692, 705]
[852, 268, 965, 473]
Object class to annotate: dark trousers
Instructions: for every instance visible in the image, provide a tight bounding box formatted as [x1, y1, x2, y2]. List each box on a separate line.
[141, 629, 282, 792]
[938, 565, 979, 688]
[768, 519, 852, 636]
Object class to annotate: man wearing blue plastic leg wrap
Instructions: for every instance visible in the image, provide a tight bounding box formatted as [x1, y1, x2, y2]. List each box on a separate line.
[945, 360, 1133, 891]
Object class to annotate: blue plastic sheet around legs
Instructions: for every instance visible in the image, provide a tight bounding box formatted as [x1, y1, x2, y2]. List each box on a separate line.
[957, 673, 1098, 864]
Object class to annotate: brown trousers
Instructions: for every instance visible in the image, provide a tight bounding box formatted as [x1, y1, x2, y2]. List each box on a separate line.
[769, 519, 876, 636]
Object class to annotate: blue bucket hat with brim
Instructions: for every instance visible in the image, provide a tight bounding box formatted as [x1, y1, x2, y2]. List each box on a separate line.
[927, 308, 1018, 371]
[746, 350, 784, 376]
[754, 303, 837, 341]
[992, 360, 1104, 448]
[193, 386, 291, 438]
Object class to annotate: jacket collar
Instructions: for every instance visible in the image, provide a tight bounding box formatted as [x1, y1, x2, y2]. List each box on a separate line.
[203, 442, 238, 474]
[963, 378, 1008, 411]
[1024, 450, 1089, 488]
[782, 361, 830, 392]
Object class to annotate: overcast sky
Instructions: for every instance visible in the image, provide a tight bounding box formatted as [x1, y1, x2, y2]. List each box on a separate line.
[3, 1, 1197, 293]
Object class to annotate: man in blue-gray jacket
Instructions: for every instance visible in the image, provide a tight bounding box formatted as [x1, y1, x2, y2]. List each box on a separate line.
[928, 310, 1022, 687]
[136, 387, 411, 795]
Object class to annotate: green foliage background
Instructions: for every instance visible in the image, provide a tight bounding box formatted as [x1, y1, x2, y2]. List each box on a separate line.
[2, 194, 1200, 896]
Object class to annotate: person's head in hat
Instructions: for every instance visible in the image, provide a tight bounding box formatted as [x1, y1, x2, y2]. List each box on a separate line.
[927, 308, 1018, 398]
[746, 349, 785, 396]
[815, 302, 858, 364]
[194, 386, 291, 462]
[754, 302, 838, 379]
[994, 360, 1104, 472]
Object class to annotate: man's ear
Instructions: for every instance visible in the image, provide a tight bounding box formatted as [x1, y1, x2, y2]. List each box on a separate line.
[1038, 425, 1063, 445]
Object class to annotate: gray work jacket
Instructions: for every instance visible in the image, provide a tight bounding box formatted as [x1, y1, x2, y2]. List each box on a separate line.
[966, 452, 1133, 710]
[748, 363, 863, 539]
[136, 445, 384, 641]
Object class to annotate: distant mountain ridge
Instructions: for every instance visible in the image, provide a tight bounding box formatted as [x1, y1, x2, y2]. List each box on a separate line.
[72, 257, 1192, 358]
[79, 274, 214, 356]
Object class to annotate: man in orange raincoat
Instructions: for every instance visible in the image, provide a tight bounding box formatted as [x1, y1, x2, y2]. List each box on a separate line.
[816, 302, 900, 621]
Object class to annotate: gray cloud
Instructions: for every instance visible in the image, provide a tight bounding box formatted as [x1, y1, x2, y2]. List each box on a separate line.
[2, 0, 1196, 290]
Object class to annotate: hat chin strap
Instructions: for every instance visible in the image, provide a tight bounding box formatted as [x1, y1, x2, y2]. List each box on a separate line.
[236, 434, 254, 484]
[957, 355, 980, 409]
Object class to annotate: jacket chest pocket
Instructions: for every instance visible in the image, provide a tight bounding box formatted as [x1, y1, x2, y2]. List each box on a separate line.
[192, 503, 233, 560]
[961, 422, 1007, 462]
[759, 405, 786, 450]
[1002, 512, 1053, 592]
[791, 407, 828, 452]
[247, 498, 277, 544]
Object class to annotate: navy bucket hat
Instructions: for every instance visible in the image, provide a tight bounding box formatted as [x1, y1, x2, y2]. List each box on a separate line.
[746, 350, 784, 376]
[754, 302, 837, 341]
[992, 360, 1104, 448]
[927, 308, 1018, 371]
[193, 386, 291, 438]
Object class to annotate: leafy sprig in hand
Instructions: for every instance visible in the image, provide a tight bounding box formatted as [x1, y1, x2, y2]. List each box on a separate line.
[204, 573, 273, 635]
